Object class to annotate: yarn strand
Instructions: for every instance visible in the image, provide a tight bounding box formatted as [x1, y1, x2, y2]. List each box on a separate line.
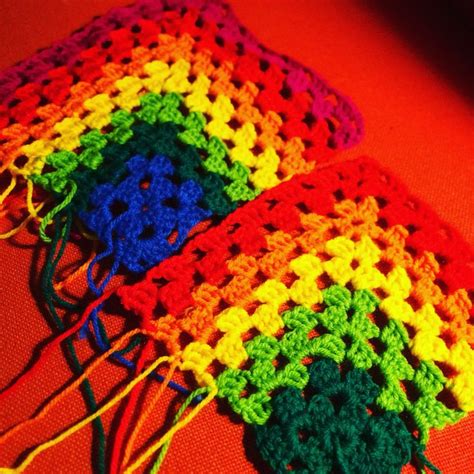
[38, 180, 77, 243]
[0, 175, 16, 204]
[109, 340, 155, 474]
[0, 328, 143, 445]
[53, 240, 98, 292]
[0, 353, 175, 473]
[0, 287, 118, 404]
[0, 181, 46, 239]
[413, 440, 441, 474]
[121, 356, 180, 469]
[40, 211, 106, 474]
[123, 385, 217, 474]
[149, 387, 210, 474]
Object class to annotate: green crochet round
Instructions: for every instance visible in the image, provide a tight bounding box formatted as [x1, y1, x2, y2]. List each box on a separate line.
[254, 358, 414, 474]
[216, 285, 462, 441]
[31, 92, 259, 215]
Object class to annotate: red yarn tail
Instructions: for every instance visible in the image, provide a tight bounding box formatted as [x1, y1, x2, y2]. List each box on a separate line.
[109, 339, 154, 474]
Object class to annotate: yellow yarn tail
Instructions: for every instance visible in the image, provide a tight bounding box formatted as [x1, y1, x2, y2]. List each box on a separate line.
[0, 181, 46, 239]
[2, 353, 175, 473]
[121, 359, 180, 468]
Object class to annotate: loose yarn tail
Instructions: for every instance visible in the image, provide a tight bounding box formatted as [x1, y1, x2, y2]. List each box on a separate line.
[123, 385, 217, 474]
[0, 285, 117, 404]
[0, 335, 172, 474]
[40, 211, 106, 474]
[109, 339, 155, 474]
[0, 181, 46, 239]
[413, 440, 441, 474]
[81, 244, 119, 340]
[0, 329, 143, 445]
[148, 386, 211, 474]
[38, 181, 77, 243]
[121, 355, 180, 469]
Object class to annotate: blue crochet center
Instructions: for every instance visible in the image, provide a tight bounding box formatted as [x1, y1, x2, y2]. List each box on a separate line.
[78, 155, 212, 397]
[80, 154, 212, 275]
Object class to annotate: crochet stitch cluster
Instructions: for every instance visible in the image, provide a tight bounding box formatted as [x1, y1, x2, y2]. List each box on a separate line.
[254, 358, 413, 473]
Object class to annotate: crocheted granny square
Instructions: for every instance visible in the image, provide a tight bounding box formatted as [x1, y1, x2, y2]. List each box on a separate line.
[104, 156, 473, 472]
[0, 0, 362, 272]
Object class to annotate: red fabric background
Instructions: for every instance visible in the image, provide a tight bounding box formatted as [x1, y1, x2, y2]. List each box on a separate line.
[0, 1, 473, 473]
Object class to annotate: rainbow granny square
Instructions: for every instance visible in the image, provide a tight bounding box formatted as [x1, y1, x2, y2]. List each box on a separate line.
[110, 157, 473, 472]
[0, 0, 361, 269]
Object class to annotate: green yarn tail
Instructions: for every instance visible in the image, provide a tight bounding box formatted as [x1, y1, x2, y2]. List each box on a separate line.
[38, 181, 77, 243]
[41, 210, 106, 474]
[413, 440, 441, 474]
[150, 387, 210, 473]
